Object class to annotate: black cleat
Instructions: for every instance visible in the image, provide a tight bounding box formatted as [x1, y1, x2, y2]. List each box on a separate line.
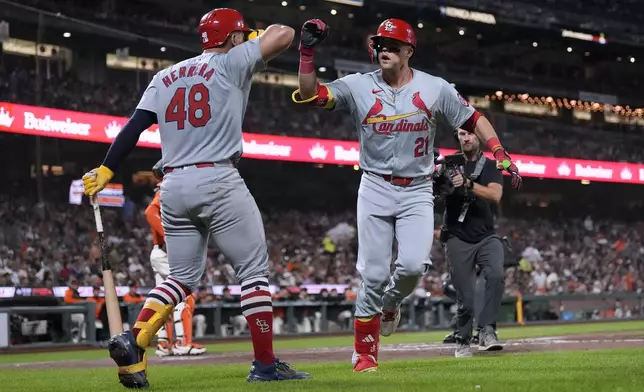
[443, 331, 460, 344]
[108, 331, 149, 389]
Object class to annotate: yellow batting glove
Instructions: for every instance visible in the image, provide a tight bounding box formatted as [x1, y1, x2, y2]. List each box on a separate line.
[247, 29, 265, 40]
[82, 165, 114, 196]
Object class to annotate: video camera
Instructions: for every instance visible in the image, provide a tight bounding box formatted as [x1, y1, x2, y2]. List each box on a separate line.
[434, 152, 466, 178]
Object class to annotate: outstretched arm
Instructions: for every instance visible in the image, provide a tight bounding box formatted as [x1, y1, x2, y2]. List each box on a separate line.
[296, 19, 329, 100]
[473, 117, 522, 190]
[437, 80, 522, 189]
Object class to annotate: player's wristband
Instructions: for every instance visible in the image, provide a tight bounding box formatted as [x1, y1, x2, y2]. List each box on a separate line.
[485, 137, 503, 153]
[299, 45, 315, 74]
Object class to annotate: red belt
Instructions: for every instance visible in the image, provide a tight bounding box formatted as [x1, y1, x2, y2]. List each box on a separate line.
[378, 174, 415, 186]
[164, 161, 234, 173]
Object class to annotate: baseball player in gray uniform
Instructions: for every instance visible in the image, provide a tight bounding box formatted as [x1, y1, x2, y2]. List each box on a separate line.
[82, 8, 311, 388]
[292, 18, 522, 373]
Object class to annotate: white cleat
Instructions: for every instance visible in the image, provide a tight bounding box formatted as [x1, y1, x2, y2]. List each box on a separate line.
[155, 342, 173, 358]
[455, 342, 473, 358]
[172, 341, 207, 356]
[380, 308, 401, 337]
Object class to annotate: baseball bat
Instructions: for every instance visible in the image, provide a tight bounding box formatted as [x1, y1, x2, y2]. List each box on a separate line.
[92, 196, 124, 335]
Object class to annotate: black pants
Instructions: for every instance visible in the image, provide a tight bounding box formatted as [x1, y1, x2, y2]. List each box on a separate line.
[445, 234, 504, 341]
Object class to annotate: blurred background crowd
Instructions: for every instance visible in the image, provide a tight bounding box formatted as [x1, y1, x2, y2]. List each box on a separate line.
[1, 193, 642, 300]
[1, 0, 644, 310]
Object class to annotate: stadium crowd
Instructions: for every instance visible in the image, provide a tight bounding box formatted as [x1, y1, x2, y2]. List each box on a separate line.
[1, 0, 643, 303]
[2, 55, 644, 163]
[0, 194, 642, 301]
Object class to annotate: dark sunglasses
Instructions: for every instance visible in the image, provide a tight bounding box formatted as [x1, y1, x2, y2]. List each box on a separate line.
[375, 43, 402, 53]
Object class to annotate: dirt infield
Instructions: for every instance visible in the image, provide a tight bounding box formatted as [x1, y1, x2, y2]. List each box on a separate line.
[3, 331, 643, 370]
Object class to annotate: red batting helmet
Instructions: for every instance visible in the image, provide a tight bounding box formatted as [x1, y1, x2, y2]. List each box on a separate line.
[370, 18, 416, 48]
[198, 8, 251, 50]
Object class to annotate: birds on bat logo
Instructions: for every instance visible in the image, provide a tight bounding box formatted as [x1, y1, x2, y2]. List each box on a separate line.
[0, 107, 15, 128]
[309, 143, 329, 159]
[104, 121, 123, 139]
[361, 92, 432, 135]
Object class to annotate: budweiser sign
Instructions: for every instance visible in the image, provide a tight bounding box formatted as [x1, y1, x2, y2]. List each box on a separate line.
[1, 101, 644, 185]
[23, 111, 92, 136]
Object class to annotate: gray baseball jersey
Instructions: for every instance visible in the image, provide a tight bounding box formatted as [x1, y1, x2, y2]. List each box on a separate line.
[325, 69, 475, 178]
[137, 38, 265, 168]
[135, 38, 271, 293]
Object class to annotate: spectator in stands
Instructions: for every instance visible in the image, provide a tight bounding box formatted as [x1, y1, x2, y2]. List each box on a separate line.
[87, 285, 107, 341]
[123, 281, 145, 304]
[195, 285, 216, 304]
[63, 279, 87, 343]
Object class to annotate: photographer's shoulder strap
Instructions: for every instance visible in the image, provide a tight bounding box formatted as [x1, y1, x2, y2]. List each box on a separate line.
[469, 154, 487, 181]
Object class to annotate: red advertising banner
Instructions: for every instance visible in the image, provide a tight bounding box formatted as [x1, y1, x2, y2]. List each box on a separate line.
[1, 101, 642, 184]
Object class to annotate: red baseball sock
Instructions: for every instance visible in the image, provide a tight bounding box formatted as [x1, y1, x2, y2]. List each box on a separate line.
[241, 277, 275, 365]
[354, 316, 381, 360]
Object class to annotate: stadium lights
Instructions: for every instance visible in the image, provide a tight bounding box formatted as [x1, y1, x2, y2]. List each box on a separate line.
[532, 41, 538, 47]
[630, 57, 636, 63]
[63, 32, 71, 38]
[330, 9, 337, 15]
[281, 1, 287, 6]
[160, 47, 166, 52]
[319, 66, 327, 72]
[485, 92, 644, 118]
[417, 22, 424, 29]
[299, 5, 306, 10]
[581, 180, 591, 185]
[567, 47, 572, 52]
[617, 56, 622, 62]
[353, 165, 360, 170]
[458, 29, 465, 36]
[348, 13, 354, 18]
[436, 27, 442, 32]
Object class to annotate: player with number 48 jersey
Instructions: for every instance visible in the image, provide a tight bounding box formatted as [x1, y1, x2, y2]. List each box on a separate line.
[292, 17, 522, 373]
[81, 8, 311, 389]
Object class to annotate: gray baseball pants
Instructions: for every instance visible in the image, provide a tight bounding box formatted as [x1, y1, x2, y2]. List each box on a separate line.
[160, 165, 269, 290]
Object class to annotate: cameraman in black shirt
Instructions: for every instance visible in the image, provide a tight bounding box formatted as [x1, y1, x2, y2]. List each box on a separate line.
[437, 129, 516, 358]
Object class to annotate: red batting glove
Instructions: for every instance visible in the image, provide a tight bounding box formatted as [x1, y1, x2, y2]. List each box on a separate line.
[493, 148, 522, 190]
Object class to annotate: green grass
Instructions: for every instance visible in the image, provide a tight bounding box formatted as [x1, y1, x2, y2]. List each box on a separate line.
[2, 349, 643, 391]
[1, 320, 643, 365]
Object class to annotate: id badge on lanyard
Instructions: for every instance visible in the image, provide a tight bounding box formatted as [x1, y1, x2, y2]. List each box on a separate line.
[458, 203, 470, 223]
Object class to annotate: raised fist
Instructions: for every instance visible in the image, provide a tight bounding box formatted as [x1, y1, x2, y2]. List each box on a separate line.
[299, 19, 329, 53]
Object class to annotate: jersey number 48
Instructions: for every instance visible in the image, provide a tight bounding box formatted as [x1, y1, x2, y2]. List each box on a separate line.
[165, 83, 212, 130]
